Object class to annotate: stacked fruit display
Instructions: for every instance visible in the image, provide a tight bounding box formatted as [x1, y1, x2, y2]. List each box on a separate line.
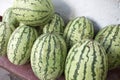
[0, 0, 120, 80]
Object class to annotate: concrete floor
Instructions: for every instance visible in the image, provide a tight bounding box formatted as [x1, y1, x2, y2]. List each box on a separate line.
[0, 68, 10, 80]
[0, 68, 21, 80]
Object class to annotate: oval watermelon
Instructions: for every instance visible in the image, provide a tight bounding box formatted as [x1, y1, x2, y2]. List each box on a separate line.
[7, 25, 38, 65]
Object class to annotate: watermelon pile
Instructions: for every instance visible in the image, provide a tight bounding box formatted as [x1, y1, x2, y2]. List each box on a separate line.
[0, 0, 120, 80]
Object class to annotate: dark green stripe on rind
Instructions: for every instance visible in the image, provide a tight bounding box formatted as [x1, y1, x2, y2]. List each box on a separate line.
[82, 45, 90, 80]
[98, 44, 107, 80]
[13, 12, 50, 22]
[88, 19, 94, 38]
[80, 17, 86, 39]
[44, 35, 51, 79]
[102, 27, 114, 49]
[55, 34, 64, 77]
[51, 36, 57, 74]
[106, 26, 119, 52]
[91, 43, 97, 80]
[46, 0, 53, 9]
[12, 26, 27, 63]
[12, 8, 49, 13]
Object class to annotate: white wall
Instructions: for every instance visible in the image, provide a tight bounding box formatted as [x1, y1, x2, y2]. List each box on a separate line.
[0, 0, 13, 16]
[52, 0, 120, 30]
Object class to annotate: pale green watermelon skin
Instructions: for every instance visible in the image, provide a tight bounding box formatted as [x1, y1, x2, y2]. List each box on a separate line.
[95, 25, 120, 70]
[2, 8, 19, 28]
[43, 13, 64, 35]
[12, 0, 54, 26]
[7, 25, 38, 65]
[31, 33, 67, 80]
[63, 16, 94, 49]
[0, 22, 15, 56]
[65, 40, 108, 80]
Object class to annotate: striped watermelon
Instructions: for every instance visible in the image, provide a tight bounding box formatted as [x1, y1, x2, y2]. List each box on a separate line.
[63, 16, 94, 49]
[7, 25, 38, 65]
[12, 0, 54, 26]
[43, 13, 65, 35]
[95, 24, 120, 70]
[65, 39, 108, 80]
[2, 8, 19, 28]
[31, 33, 67, 80]
[0, 22, 15, 56]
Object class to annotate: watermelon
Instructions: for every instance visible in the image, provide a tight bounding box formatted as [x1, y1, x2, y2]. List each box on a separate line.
[43, 13, 65, 35]
[2, 8, 19, 28]
[7, 25, 38, 65]
[65, 39, 108, 80]
[63, 16, 94, 49]
[12, 0, 54, 26]
[95, 24, 120, 70]
[31, 33, 67, 80]
[0, 22, 15, 56]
